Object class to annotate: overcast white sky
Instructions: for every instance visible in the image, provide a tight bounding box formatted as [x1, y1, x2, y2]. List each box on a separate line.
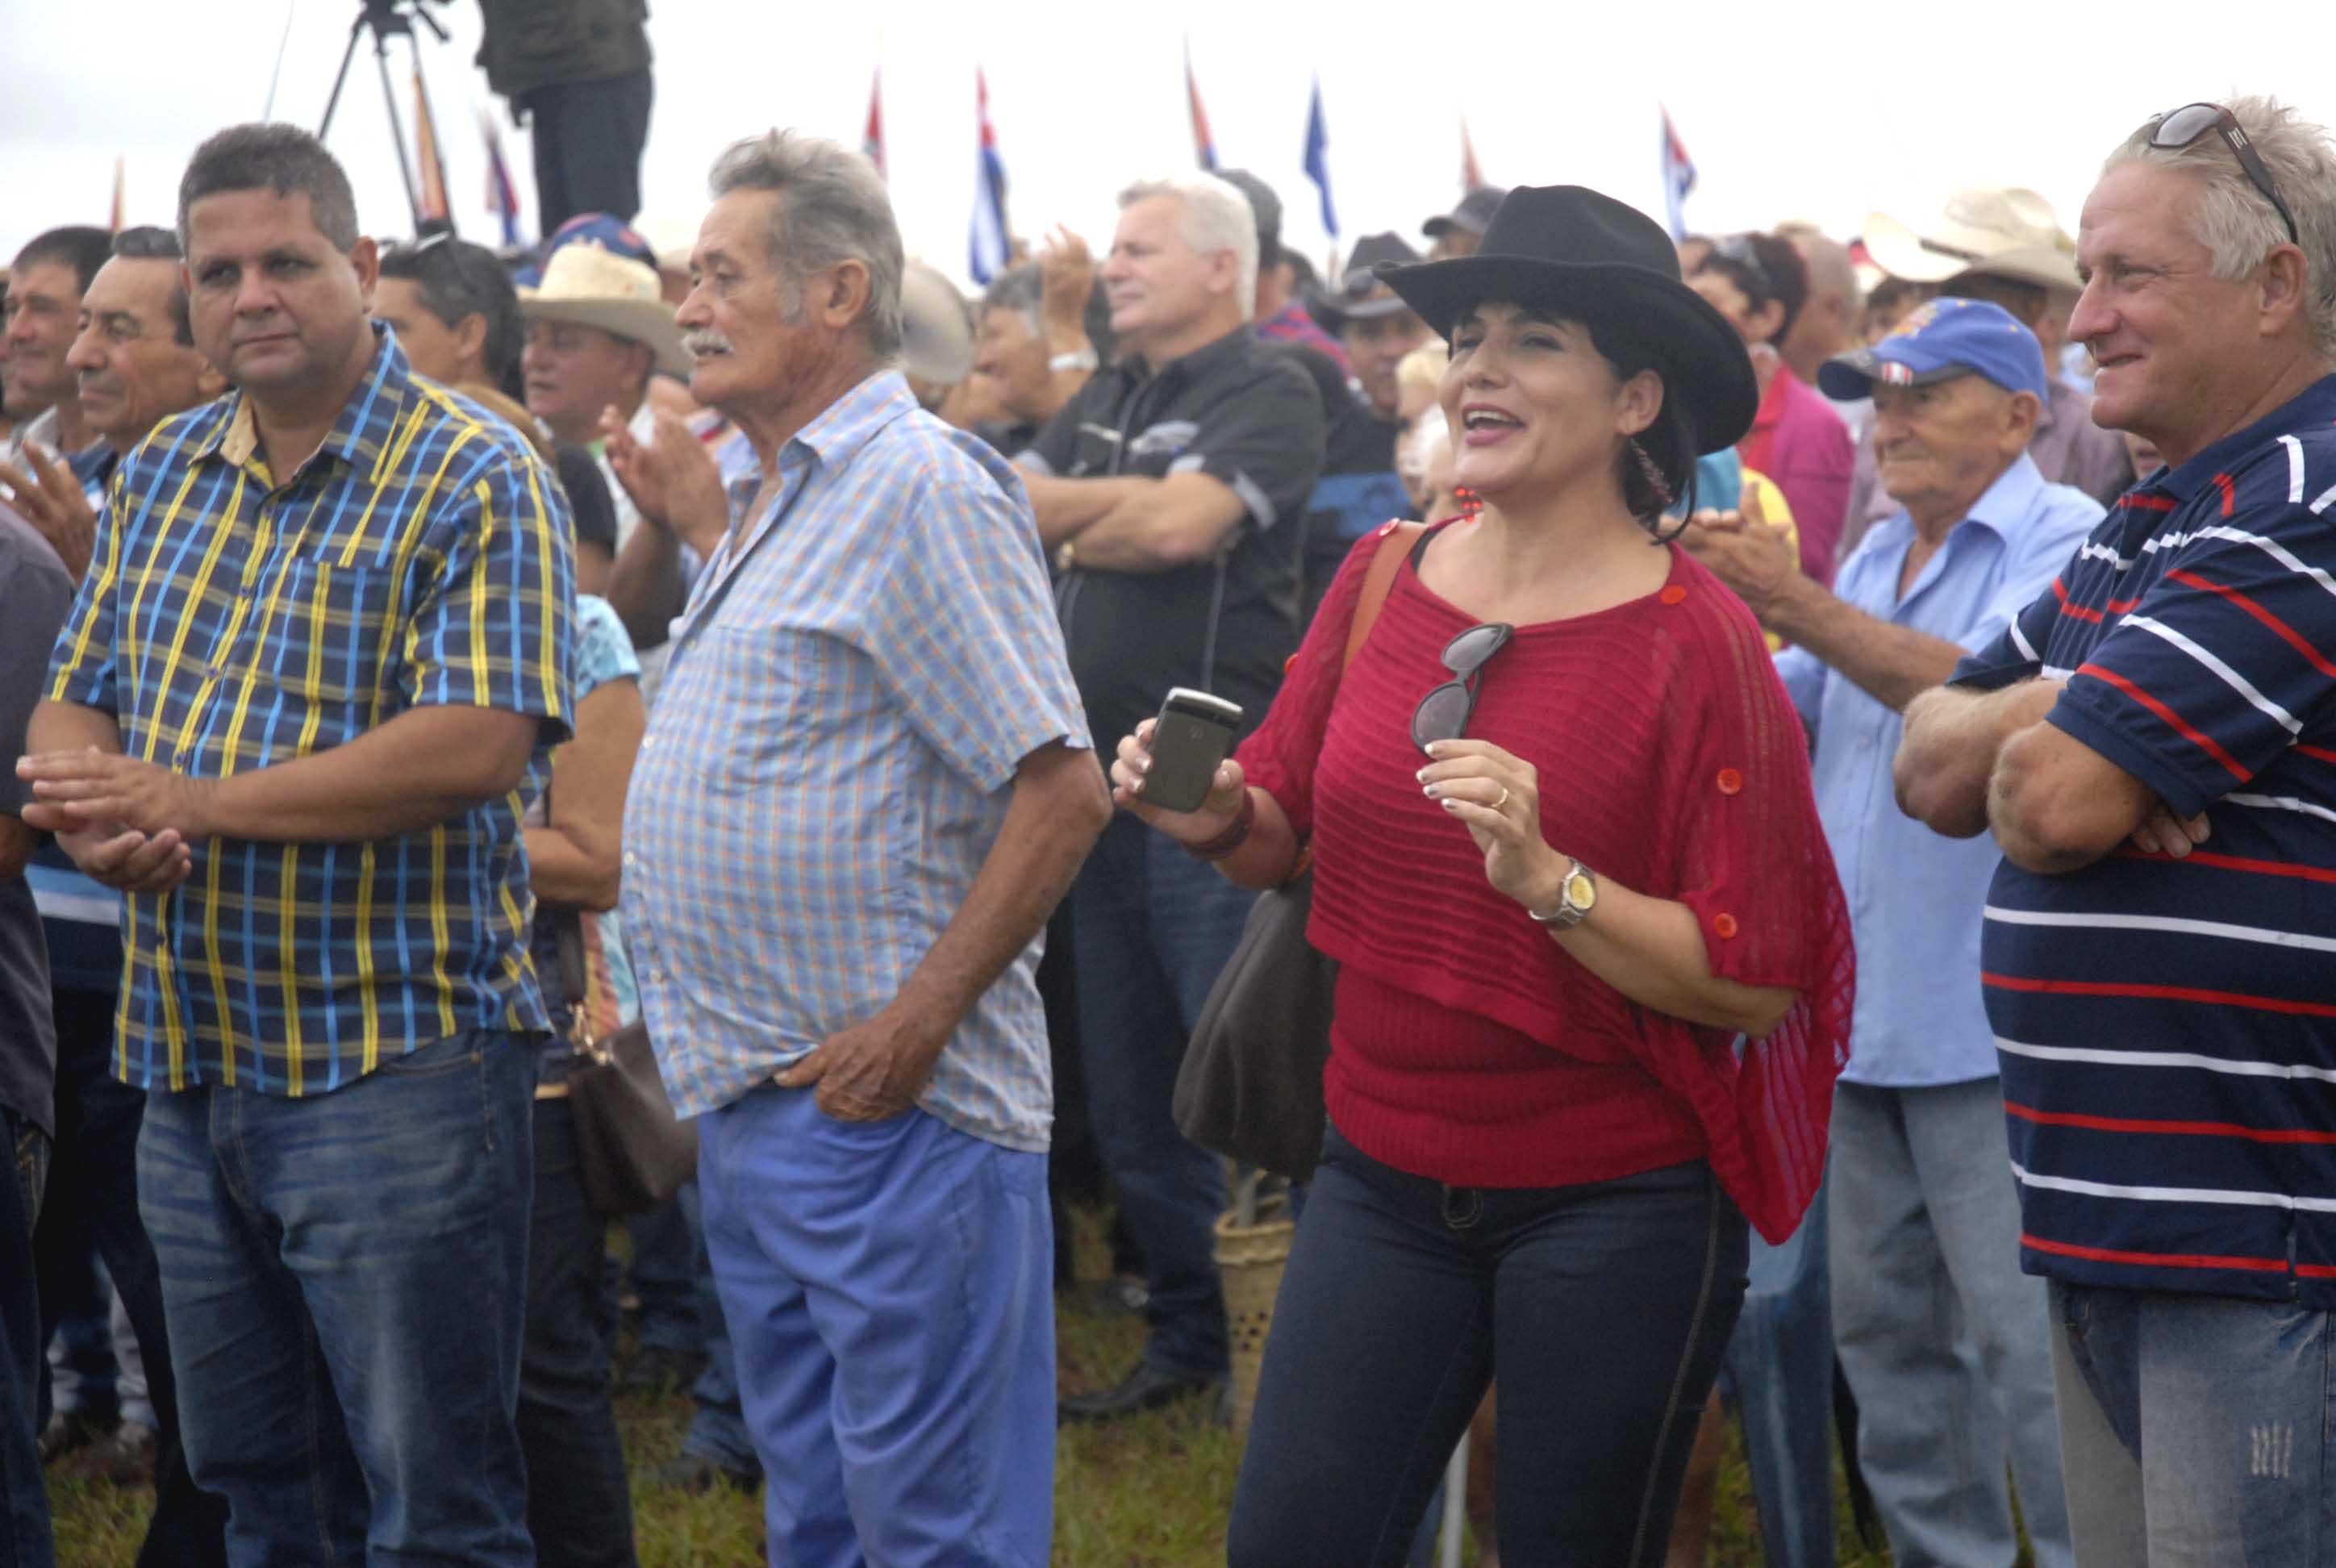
[5, 0, 2334, 290]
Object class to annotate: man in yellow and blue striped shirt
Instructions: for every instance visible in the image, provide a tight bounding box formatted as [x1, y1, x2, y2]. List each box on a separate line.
[18, 123, 569, 1564]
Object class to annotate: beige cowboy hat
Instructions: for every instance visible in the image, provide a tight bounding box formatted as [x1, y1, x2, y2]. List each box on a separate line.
[1861, 186, 2081, 294]
[518, 241, 691, 378]
[899, 260, 974, 386]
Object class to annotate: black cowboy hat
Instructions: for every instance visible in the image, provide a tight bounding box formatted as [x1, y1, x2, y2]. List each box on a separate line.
[1309, 231, 1424, 333]
[1377, 186, 1758, 452]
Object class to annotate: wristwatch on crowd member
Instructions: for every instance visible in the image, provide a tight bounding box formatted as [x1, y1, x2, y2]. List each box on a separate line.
[1529, 857, 1599, 928]
[1049, 346, 1099, 374]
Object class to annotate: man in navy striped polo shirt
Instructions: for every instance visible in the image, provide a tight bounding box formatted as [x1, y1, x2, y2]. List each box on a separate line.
[1896, 95, 2336, 1565]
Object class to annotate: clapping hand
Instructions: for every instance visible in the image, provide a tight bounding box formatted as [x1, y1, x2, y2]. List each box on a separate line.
[0, 443, 98, 582]
[600, 405, 729, 552]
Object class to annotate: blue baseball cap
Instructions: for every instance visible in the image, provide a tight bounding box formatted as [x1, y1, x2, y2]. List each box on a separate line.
[511, 213, 658, 290]
[1817, 296, 2048, 402]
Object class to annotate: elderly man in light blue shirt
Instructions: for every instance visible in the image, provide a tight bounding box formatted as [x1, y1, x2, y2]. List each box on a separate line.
[615, 131, 1110, 1568]
[1686, 297, 2100, 1568]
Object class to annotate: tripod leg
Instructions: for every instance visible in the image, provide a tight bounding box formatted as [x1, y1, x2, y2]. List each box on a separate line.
[372, 30, 425, 236]
[317, 14, 369, 140]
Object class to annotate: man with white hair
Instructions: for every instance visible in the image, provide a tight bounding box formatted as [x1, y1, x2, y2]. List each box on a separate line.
[1019, 172, 1326, 1421]
[615, 129, 1109, 1565]
[1896, 95, 2336, 1562]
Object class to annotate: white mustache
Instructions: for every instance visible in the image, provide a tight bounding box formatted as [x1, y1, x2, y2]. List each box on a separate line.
[683, 330, 733, 357]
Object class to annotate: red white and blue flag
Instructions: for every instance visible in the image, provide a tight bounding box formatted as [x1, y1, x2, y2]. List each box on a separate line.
[970, 68, 1012, 284]
[413, 69, 452, 230]
[863, 68, 887, 181]
[1186, 39, 1218, 170]
[1661, 104, 1696, 240]
[1303, 77, 1337, 240]
[481, 110, 521, 245]
[1461, 117, 1485, 193]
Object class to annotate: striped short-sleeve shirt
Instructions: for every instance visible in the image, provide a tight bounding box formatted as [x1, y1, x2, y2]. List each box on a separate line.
[1950, 374, 2336, 1305]
[44, 327, 574, 1095]
[622, 372, 1090, 1149]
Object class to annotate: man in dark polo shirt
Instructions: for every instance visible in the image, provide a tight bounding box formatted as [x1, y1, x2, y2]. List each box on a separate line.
[1020, 170, 1324, 1421]
[1894, 95, 2336, 1562]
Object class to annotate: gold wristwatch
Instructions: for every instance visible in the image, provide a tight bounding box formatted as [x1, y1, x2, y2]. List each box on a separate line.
[1529, 857, 1599, 928]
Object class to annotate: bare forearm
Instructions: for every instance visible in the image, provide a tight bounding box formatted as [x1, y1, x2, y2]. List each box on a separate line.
[1895, 681, 2059, 836]
[202, 706, 540, 843]
[27, 700, 123, 757]
[1988, 719, 2154, 875]
[1765, 579, 1968, 712]
[524, 825, 620, 911]
[1212, 787, 1303, 890]
[893, 745, 1111, 1033]
[1526, 858, 1795, 1036]
[1055, 473, 1245, 571]
[1020, 473, 1153, 548]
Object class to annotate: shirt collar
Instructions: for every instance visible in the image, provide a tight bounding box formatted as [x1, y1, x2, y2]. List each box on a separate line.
[192, 322, 415, 484]
[1750, 359, 1799, 431]
[721, 369, 920, 512]
[2150, 372, 2336, 503]
[1869, 450, 2045, 555]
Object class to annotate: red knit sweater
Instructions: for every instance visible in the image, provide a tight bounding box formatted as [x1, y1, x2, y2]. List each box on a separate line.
[1238, 524, 1854, 1241]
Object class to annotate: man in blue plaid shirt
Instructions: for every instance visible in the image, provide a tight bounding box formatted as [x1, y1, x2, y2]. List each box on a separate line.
[616, 131, 1109, 1568]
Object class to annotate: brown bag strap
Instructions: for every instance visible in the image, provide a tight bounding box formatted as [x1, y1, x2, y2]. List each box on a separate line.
[1341, 520, 1427, 673]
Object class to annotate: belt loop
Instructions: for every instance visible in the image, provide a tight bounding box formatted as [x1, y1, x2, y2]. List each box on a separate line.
[1440, 1183, 1483, 1232]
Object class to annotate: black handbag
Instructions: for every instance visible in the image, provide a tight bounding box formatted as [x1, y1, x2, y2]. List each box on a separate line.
[549, 906, 699, 1218]
[1172, 521, 1424, 1182]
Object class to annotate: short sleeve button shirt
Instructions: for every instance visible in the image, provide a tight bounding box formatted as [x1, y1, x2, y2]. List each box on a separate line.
[43, 327, 574, 1095]
[1950, 375, 2336, 1306]
[1775, 453, 2100, 1086]
[1022, 325, 1326, 748]
[623, 373, 1091, 1149]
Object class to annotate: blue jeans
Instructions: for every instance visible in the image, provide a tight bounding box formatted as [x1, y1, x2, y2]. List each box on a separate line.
[1228, 1128, 1749, 1567]
[1068, 814, 1254, 1377]
[1830, 1078, 2071, 1567]
[1720, 1168, 1836, 1568]
[2051, 1281, 2336, 1566]
[3, 1111, 54, 1568]
[138, 1029, 536, 1566]
[699, 1086, 1053, 1568]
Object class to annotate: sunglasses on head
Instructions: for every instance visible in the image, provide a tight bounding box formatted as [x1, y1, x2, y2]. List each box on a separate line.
[1411, 622, 1513, 754]
[1708, 233, 1781, 302]
[2143, 102, 2301, 247]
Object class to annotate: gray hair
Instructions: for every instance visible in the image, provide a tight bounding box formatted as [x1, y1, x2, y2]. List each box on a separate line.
[1116, 173, 1259, 320]
[2104, 94, 2336, 360]
[982, 263, 1045, 340]
[708, 130, 903, 360]
[111, 226, 193, 344]
[177, 123, 360, 254]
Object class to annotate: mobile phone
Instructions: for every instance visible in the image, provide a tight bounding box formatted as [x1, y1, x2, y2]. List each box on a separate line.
[1144, 688, 1245, 813]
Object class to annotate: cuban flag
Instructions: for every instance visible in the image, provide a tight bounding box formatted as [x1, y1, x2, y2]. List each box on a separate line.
[1661, 104, 1696, 241]
[1186, 39, 1218, 170]
[970, 69, 1011, 285]
[863, 68, 886, 181]
[413, 69, 452, 231]
[481, 110, 521, 245]
[1303, 77, 1337, 239]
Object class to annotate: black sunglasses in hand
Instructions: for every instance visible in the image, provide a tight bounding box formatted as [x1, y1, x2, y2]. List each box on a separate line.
[2144, 102, 2301, 247]
[1411, 623, 1514, 754]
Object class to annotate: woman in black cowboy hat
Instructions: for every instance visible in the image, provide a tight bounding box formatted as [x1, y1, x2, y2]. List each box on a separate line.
[1108, 183, 1855, 1563]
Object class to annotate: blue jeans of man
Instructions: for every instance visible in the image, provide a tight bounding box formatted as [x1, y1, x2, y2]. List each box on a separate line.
[2051, 1281, 2336, 1566]
[138, 1029, 536, 1566]
[3, 1111, 54, 1568]
[1830, 1078, 2071, 1567]
[699, 1085, 1053, 1568]
[1719, 1167, 1836, 1568]
[1068, 814, 1254, 1378]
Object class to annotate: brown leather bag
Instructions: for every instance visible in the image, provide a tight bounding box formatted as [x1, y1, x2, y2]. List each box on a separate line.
[1171, 522, 1424, 1181]
[549, 907, 698, 1218]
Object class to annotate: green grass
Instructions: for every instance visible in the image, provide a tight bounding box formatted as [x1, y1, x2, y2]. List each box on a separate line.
[48, 1208, 1908, 1566]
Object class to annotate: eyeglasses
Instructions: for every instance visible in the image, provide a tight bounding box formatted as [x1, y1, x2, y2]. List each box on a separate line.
[2144, 102, 2301, 247]
[1411, 623, 1513, 753]
[1708, 233, 1781, 301]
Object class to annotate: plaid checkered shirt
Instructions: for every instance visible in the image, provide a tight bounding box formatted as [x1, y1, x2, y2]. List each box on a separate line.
[621, 372, 1089, 1149]
[44, 327, 574, 1094]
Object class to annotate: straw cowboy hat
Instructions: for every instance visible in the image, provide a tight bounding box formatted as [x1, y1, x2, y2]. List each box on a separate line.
[518, 241, 690, 378]
[1861, 186, 2081, 294]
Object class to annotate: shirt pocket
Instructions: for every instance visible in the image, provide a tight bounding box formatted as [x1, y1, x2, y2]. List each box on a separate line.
[682, 623, 834, 796]
[244, 557, 403, 709]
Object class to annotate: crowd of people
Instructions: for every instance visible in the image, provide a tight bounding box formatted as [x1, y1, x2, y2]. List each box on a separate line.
[0, 82, 2333, 1568]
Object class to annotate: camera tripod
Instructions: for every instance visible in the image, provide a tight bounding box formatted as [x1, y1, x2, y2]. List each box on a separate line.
[318, 0, 457, 238]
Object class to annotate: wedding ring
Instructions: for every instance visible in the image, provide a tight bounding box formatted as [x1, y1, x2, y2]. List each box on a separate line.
[1494, 786, 1510, 811]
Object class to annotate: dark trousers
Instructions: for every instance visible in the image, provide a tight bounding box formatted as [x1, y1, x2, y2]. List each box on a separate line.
[31, 989, 226, 1566]
[1228, 1128, 1750, 1568]
[1068, 815, 1254, 1378]
[520, 1098, 638, 1568]
[3, 1111, 53, 1568]
[524, 70, 653, 231]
